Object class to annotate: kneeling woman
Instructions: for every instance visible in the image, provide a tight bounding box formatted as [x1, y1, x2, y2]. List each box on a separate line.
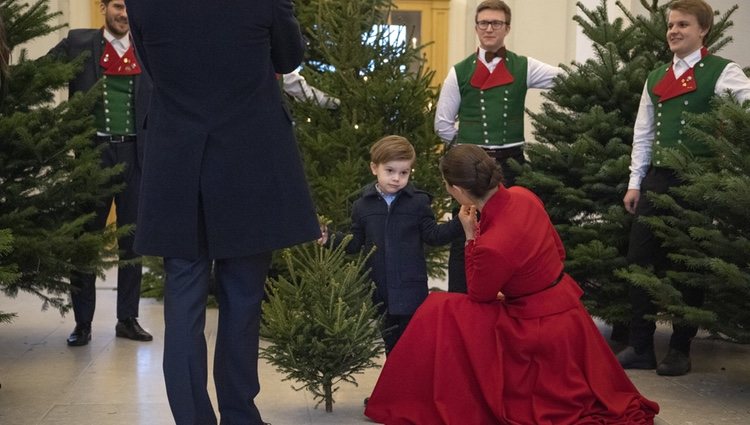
[364, 145, 659, 425]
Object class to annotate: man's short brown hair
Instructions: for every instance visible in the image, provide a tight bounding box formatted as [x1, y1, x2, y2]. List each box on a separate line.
[370, 135, 416, 165]
[669, 0, 714, 38]
[476, 0, 512, 25]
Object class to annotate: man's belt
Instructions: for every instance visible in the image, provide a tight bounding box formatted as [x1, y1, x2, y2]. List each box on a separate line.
[96, 134, 136, 143]
[480, 145, 523, 162]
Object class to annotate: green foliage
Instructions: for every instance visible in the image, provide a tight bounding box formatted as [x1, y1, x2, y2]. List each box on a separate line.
[0, 0, 122, 319]
[261, 236, 383, 412]
[0, 229, 19, 323]
[618, 95, 750, 342]
[521, 0, 738, 332]
[291, 0, 450, 277]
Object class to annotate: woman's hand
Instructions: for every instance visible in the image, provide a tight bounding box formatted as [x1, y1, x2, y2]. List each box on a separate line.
[458, 205, 478, 241]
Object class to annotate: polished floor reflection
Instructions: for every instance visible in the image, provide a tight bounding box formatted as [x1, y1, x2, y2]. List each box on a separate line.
[1, 269, 749, 424]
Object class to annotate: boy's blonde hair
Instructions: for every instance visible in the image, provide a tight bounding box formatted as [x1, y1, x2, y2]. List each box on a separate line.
[370, 135, 416, 165]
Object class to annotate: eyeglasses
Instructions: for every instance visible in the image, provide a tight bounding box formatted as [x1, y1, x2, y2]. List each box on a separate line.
[476, 20, 508, 30]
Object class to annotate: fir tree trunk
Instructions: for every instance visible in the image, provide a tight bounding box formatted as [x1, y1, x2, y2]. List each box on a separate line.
[324, 381, 334, 413]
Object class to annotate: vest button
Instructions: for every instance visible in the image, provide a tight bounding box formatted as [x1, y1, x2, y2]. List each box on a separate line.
[684, 100, 689, 105]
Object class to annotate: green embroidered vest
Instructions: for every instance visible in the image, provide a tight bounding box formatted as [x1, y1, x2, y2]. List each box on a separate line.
[95, 74, 136, 135]
[454, 50, 528, 146]
[646, 54, 730, 165]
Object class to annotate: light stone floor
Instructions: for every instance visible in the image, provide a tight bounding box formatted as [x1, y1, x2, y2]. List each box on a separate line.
[1, 268, 749, 425]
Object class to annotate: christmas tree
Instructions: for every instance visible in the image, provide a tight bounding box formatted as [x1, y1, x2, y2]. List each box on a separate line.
[0, 0, 121, 320]
[261, 236, 383, 412]
[291, 0, 450, 274]
[517, 0, 737, 336]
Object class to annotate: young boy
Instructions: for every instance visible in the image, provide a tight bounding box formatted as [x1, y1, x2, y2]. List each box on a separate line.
[320, 135, 462, 354]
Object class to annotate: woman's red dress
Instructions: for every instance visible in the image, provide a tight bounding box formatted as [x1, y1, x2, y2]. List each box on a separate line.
[364, 186, 659, 424]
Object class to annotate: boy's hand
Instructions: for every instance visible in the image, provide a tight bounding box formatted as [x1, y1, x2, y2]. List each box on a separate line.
[317, 224, 328, 245]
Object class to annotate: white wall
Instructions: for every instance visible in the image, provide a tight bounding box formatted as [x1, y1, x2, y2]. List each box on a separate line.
[13, 0, 93, 61]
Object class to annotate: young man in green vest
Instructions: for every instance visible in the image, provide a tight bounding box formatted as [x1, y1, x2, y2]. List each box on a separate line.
[48, 0, 152, 346]
[618, 0, 750, 376]
[434, 0, 562, 293]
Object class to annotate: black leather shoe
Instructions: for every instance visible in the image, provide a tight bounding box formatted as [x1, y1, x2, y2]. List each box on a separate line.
[616, 346, 656, 369]
[115, 317, 153, 341]
[657, 348, 691, 376]
[67, 323, 92, 346]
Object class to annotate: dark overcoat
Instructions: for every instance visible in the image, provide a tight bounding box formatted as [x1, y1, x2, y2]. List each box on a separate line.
[47, 28, 151, 167]
[126, 0, 319, 259]
[341, 183, 463, 315]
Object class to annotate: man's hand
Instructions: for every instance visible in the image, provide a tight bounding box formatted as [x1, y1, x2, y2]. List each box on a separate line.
[623, 189, 641, 214]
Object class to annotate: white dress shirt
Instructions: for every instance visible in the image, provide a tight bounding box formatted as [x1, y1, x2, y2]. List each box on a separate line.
[629, 48, 750, 190]
[434, 47, 562, 145]
[102, 28, 131, 58]
[282, 70, 340, 109]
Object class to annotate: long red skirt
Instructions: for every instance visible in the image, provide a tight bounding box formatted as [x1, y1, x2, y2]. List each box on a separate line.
[364, 291, 659, 425]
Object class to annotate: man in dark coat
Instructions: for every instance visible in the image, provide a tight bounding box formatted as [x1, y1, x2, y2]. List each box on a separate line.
[126, 1, 320, 424]
[48, 0, 153, 346]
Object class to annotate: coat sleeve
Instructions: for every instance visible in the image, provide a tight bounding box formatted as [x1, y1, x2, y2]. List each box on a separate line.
[417, 196, 463, 246]
[465, 240, 513, 303]
[270, 0, 304, 74]
[126, 3, 152, 76]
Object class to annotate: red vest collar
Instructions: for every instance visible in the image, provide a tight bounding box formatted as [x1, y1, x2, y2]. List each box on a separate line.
[100, 39, 142, 76]
[470, 49, 514, 90]
[652, 47, 708, 102]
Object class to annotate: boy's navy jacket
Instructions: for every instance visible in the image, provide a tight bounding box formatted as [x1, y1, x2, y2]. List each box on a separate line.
[335, 182, 463, 315]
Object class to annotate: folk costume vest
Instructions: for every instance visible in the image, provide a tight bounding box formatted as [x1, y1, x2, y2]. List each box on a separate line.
[454, 49, 528, 146]
[95, 36, 141, 136]
[646, 48, 730, 166]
